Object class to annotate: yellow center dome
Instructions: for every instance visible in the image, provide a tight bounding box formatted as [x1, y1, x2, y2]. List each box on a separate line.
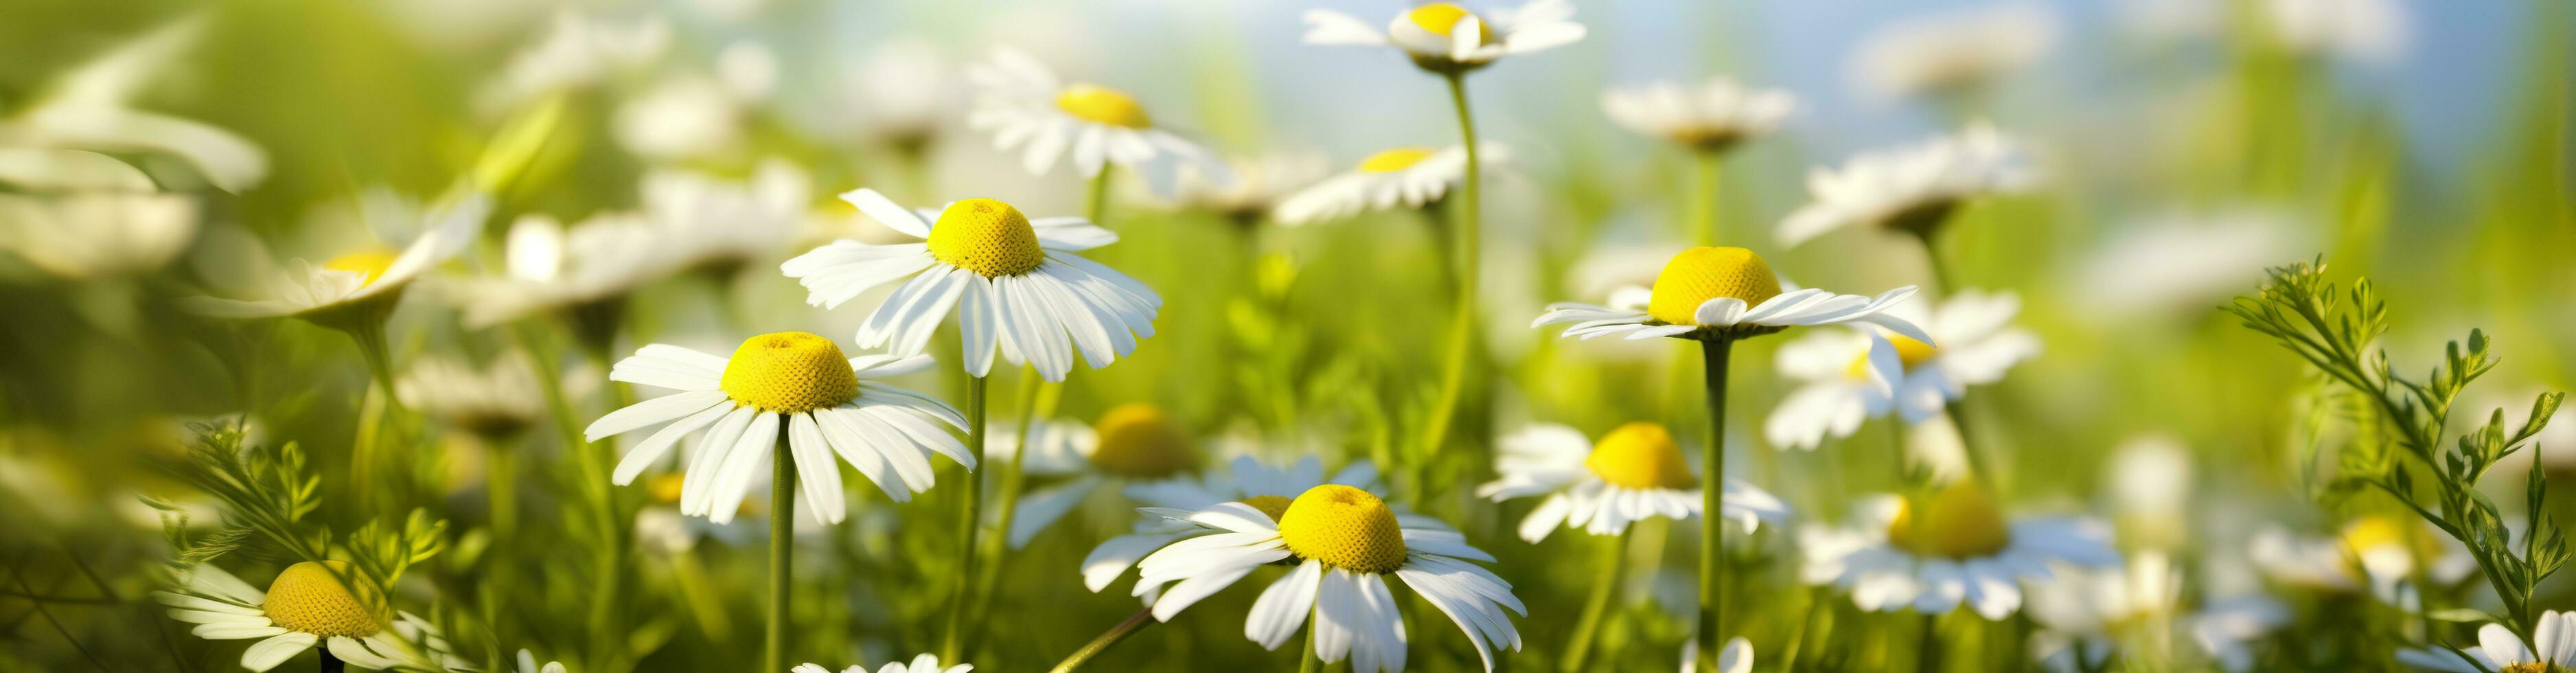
[323, 249, 402, 288]
[1848, 333, 1941, 378]
[2340, 515, 2444, 561]
[1405, 3, 1496, 47]
[1055, 83, 1153, 129]
[1886, 481, 2012, 559]
[262, 560, 387, 638]
[718, 332, 860, 413]
[1278, 485, 1408, 574]
[1086, 403, 1197, 479]
[1647, 247, 1783, 325]
[1584, 422, 1697, 490]
[1357, 147, 1438, 174]
[926, 198, 1045, 277]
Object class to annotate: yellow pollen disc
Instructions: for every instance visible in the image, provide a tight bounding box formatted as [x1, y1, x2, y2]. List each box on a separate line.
[717, 332, 859, 413]
[1357, 147, 1438, 174]
[1055, 83, 1152, 129]
[1647, 247, 1783, 325]
[1278, 485, 1408, 574]
[2340, 515, 2443, 560]
[1241, 494, 1294, 522]
[1086, 403, 1197, 479]
[1885, 481, 2012, 560]
[926, 198, 1044, 277]
[323, 249, 402, 287]
[262, 561, 387, 638]
[647, 472, 686, 504]
[1405, 3, 1496, 46]
[1584, 422, 1697, 490]
[1845, 333, 1941, 379]
[2502, 663, 2566, 673]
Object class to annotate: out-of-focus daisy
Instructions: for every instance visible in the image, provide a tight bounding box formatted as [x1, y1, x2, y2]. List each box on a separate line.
[2398, 611, 2576, 672]
[396, 352, 543, 442]
[780, 190, 1160, 382]
[1533, 246, 1933, 345]
[1764, 290, 2039, 449]
[2263, 0, 2407, 63]
[2106, 436, 2193, 549]
[792, 654, 971, 673]
[0, 14, 268, 192]
[516, 650, 569, 673]
[1677, 637, 1752, 673]
[1081, 454, 1379, 594]
[616, 76, 752, 164]
[447, 212, 682, 330]
[1272, 143, 1508, 226]
[1800, 480, 2121, 619]
[1476, 422, 1789, 543]
[485, 9, 671, 110]
[2025, 551, 2180, 672]
[1169, 151, 1331, 227]
[2248, 516, 2474, 608]
[995, 403, 1206, 549]
[2069, 210, 2301, 321]
[964, 49, 1226, 196]
[2186, 594, 2288, 672]
[184, 190, 491, 326]
[1600, 78, 1795, 152]
[154, 561, 458, 672]
[644, 159, 812, 274]
[1131, 485, 1525, 672]
[1776, 125, 2035, 248]
[0, 149, 199, 279]
[838, 38, 952, 152]
[1302, 1, 1586, 74]
[582, 332, 971, 524]
[1848, 3, 2060, 102]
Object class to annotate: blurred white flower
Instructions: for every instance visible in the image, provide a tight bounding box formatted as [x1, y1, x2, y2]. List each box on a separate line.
[617, 76, 750, 163]
[514, 650, 568, 673]
[2264, 0, 2408, 63]
[1600, 78, 1795, 152]
[838, 38, 953, 150]
[792, 654, 971, 673]
[1849, 3, 2060, 101]
[2398, 611, 2576, 672]
[1475, 422, 1788, 543]
[1677, 637, 1751, 673]
[446, 212, 681, 328]
[2107, 435, 2193, 548]
[1169, 151, 1331, 224]
[0, 149, 198, 278]
[1766, 290, 2039, 449]
[1800, 481, 2120, 619]
[487, 10, 671, 109]
[717, 41, 781, 102]
[2247, 516, 2475, 609]
[645, 159, 812, 272]
[2070, 209, 2301, 321]
[1272, 144, 1508, 225]
[2025, 551, 2180, 672]
[396, 352, 544, 441]
[1080, 454, 1378, 596]
[965, 49, 1229, 196]
[0, 14, 268, 192]
[1778, 124, 2036, 247]
[2185, 594, 2288, 672]
[184, 190, 490, 321]
[1303, 0, 1585, 73]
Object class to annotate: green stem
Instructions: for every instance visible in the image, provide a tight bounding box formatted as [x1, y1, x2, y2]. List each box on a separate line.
[967, 368, 1057, 651]
[1919, 612, 1943, 673]
[1559, 529, 1631, 672]
[487, 442, 517, 545]
[1086, 168, 1114, 225]
[767, 428, 796, 673]
[1691, 150, 1721, 246]
[1418, 72, 1484, 458]
[939, 375, 991, 663]
[1048, 606, 1157, 672]
[1907, 227, 1999, 486]
[1695, 338, 1733, 672]
[1300, 611, 1322, 673]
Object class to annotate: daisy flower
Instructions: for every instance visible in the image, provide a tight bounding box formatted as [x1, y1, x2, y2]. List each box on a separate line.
[644, 159, 812, 275]
[1169, 151, 1330, 227]
[1532, 246, 1933, 345]
[1775, 124, 2035, 248]
[2069, 210, 2302, 321]
[1600, 78, 1795, 152]
[1302, 1, 1587, 74]
[1678, 637, 1752, 673]
[183, 190, 492, 326]
[395, 352, 544, 442]
[483, 9, 671, 111]
[154, 560, 457, 672]
[836, 38, 952, 153]
[2397, 611, 2576, 672]
[1476, 422, 1790, 543]
[963, 49, 1226, 196]
[779, 190, 1160, 382]
[448, 212, 682, 330]
[1271, 143, 1508, 226]
[582, 331, 971, 524]
[1848, 3, 2060, 101]
[1131, 485, 1525, 672]
[0, 150, 199, 279]
[2187, 594, 2289, 672]
[995, 403, 1209, 549]
[2025, 551, 2181, 672]
[1799, 480, 2121, 619]
[1764, 290, 2040, 450]
[2248, 515, 2475, 609]
[1081, 454, 1379, 594]
[792, 654, 971, 673]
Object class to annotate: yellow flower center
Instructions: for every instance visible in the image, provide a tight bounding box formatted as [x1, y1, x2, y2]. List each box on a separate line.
[1357, 147, 1438, 174]
[323, 249, 402, 287]
[648, 472, 686, 504]
[1278, 485, 1408, 573]
[2341, 515, 2443, 561]
[717, 332, 860, 413]
[1885, 481, 2012, 560]
[1087, 403, 1197, 479]
[262, 560, 387, 638]
[1241, 494, 1294, 522]
[1846, 333, 1941, 378]
[1584, 422, 1697, 490]
[2503, 663, 2566, 673]
[1055, 83, 1152, 129]
[1405, 3, 1496, 46]
[925, 198, 1045, 277]
[1647, 247, 1783, 325]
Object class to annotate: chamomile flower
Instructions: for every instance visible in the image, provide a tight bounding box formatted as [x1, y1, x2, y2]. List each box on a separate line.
[582, 332, 971, 525]
[1799, 480, 2121, 619]
[485, 9, 671, 110]
[1081, 454, 1380, 593]
[395, 352, 543, 442]
[1849, 3, 2061, 101]
[0, 150, 198, 279]
[1132, 485, 1526, 672]
[2397, 611, 2576, 672]
[1272, 144, 1508, 226]
[1302, 1, 1586, 74]
[964, 49, 1226, 196]
[1764, 290, 2039, 449]
[1600, 78, 1795, 152]
[644, 159, 812, 275]
[183, 190, 491, 325]
[1677, 637, 1752, 673]
[792, 654, 971, 673]
[1532, 246, 1933, 345]
[2187, 594, 2289, 672]
[154, 561, 454, 672]
[448, 212, 682, 329]
[1170, 151, 1331, 226]
[2025, 551, 2181, 672]
[838, 38, 952, 152]
[996, 403, 1208, 549]
[2248, 516, 2474, 609]
[1775, 125, 2035, 248]
[1475, 423, 1790, 543]
[779, 190, 1160, 382]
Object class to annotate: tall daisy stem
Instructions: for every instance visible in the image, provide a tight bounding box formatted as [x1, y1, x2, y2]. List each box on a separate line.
[1695, 337, 1734, 671]
[965, 367, 1058, 652]
[1691, 150, 1722, 245]
[343, 319, 404, 512]
[1560, 529, 1632, 672]
[1047, 606, 1156, 672]
[1086, 167, 1114, 225]
[1300, 611, 1322, 673]
[766, 429, 796, 673]
[939, 375, 990, 662]
[1419, 72, 1484, 458]
[1904, 226, 1997, 485]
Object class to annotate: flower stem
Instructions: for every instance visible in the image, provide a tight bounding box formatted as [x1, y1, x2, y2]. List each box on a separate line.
[1918, 612, 1943, 672]
[966, 367, 1057, 652]
[1419, 71, 1484, 458]
[1559, 529, 1632, 672]
[1695, 337, 1734, 672]
[1048, 606, 1156, 672]
[319, 648, 344, 673]
[1904, 227, 1998, 486]
[939, 374, 990, 663]
[1691, 150, 1722, 245]
[1300, 611, 1322, 673]
[1086, 167, 1115, 225]
[767, 428, 796, 673]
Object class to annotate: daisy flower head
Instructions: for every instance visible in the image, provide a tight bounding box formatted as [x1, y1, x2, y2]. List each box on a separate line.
[1132, 484, 1525, 672]
[965, 49, 1227, 196]
[2187, 594, 2289, 672]
[780, 190, 1160, 382]
[154, 561, 458, 672]
[395, 351, 543, 442]
[1272, 143, 1508, 226]
[484, 9, 671, 111]
[995, 402, 1209, 549]
[1532, 245, 1933, 345]
[582, 332, 971, 525]
[1799, 480, 2121, 619]
[2399, 611, 2576, 673]
[448, 212, 683, 330]
[1850, 2, 2061, 101]
[2249, 516, 2476, 609]
[1475, 422, 1790, 543]
[0, 150, 200, 280]
[1776, 124, 2035, 248]
[1081, 453, 1379, 594]
[2025, 551, 2181, 672]
[1302, 1, 1586, 75]
[645, 158, 812, 275]
[184, 190, 491, 328]
[1765, 290, 2039, 449]
[1169, 151, 1331, 226]
[792, 653, 970, 673]
[1600, 78, 1795, 152]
